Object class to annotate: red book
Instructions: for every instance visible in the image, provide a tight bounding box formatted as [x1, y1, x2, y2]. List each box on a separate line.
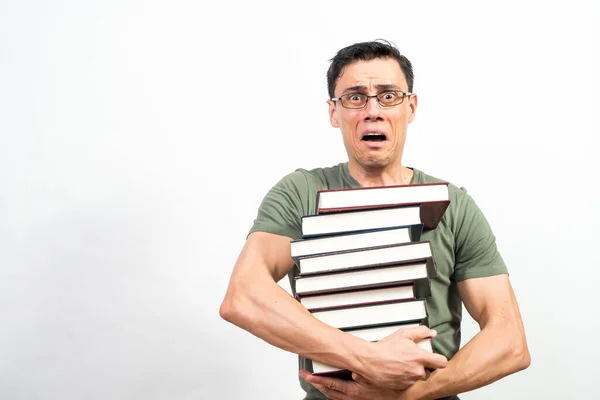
[315, 182, 450, 230]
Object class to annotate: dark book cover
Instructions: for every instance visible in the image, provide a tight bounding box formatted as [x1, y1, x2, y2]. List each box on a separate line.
[291, 224, 423, 246]
[291, 223, 424, 262]
[300, 204, 422, 238]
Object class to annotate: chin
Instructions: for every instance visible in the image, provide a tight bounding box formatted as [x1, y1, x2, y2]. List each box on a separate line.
[358, 156, 392, 170]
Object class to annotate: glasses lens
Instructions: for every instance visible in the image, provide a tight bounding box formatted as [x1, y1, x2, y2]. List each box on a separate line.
[377, 91, 403, 107]
[341, 94, 367, 109]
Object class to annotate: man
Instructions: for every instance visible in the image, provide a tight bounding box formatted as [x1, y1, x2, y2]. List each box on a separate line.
[220, 40, 530, 400]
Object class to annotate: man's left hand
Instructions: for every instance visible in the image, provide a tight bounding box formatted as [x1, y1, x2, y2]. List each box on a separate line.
[299, 370, 419, 400]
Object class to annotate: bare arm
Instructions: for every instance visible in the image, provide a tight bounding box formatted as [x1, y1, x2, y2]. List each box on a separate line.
[219, 231, 447, 389]
[220, 232, 364, 369]
[302, 274, 530, 400]
[403, 274, 531, 399]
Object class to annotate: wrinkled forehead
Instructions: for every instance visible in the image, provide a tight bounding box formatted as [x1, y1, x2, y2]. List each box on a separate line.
[334, 58, 407, 96]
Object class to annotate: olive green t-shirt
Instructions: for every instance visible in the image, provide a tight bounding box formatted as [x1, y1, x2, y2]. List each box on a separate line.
[248, 162, 508, 400]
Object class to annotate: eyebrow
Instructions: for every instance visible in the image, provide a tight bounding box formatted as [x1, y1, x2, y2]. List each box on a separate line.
[341, 84, 403, 94]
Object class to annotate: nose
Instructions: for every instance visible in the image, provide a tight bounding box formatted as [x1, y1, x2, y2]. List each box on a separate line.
[363, 96, 382, 121]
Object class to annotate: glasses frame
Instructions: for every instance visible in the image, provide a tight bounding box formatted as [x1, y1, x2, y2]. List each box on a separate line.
[330, 90, 413, 109]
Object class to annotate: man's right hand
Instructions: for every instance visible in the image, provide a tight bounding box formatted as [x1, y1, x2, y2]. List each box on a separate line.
[356, 325, 448, 390]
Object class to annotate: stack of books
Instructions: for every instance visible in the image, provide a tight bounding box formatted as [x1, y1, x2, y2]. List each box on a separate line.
[291, 182, 451, 378]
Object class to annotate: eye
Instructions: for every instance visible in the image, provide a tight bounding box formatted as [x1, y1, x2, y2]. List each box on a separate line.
[381, 92, 398, 100]
[347, 93, 364, 101]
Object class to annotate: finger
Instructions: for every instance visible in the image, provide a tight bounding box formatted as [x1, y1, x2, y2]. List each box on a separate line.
[310, 382, 346, 400]
[299, 370, 313, 381]
[421, 368, 431, 381]
[419, 351, 449, 370]
[303, 373, 350, 394]
[379, 326, 434, 344]
[351, 372, 369, 385]
[300, 371, 341, 399]
[398, 326, 437, 342]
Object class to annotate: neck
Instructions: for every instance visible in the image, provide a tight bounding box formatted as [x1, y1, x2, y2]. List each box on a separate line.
[348, 161, 414, 187]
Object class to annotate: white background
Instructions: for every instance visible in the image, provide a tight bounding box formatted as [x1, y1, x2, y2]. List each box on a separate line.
[1, 1, 598, 399]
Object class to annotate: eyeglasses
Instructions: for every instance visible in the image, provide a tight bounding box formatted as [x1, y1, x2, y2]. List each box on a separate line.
[331, 90, 413, 109]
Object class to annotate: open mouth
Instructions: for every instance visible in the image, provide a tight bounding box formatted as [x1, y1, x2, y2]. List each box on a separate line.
[361, 132, 387, 142]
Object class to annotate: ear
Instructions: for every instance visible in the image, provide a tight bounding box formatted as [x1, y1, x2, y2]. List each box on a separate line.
[407, 93, 418, 124]
[327, 99, 339, 128]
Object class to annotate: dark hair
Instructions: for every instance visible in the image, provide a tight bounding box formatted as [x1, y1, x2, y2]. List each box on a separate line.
[326, 39, 414, 98]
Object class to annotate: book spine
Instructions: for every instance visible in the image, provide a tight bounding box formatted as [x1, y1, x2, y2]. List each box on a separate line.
[420, 201, 451, 230]
[425, 256, 437, 279]
[409, 223, 424, 242]
[413, 277, 432, 298]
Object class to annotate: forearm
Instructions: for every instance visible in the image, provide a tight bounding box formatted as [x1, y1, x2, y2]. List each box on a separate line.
[408, 321, 530, 400]
[220, 270, 370, 373]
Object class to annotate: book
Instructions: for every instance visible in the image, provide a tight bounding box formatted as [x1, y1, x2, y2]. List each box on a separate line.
[301, 205, 421, 238]
[290, 225, 423, 259]
[298, 284, 415, 311]
[294, 241, 435, 276]
[311, 323, 434, 377]
[294, 261, 434, 296]
[310, 298, 428, 331]
[312, 339, 433, 377]
[315, 182, 450, 230]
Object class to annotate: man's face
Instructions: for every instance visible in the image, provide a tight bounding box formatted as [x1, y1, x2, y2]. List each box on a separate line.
[328, 58, 417, 170]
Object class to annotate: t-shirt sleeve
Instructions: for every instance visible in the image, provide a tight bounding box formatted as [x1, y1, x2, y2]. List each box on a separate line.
[247, 170, 311, 240]
[452, 187, 508, 282]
